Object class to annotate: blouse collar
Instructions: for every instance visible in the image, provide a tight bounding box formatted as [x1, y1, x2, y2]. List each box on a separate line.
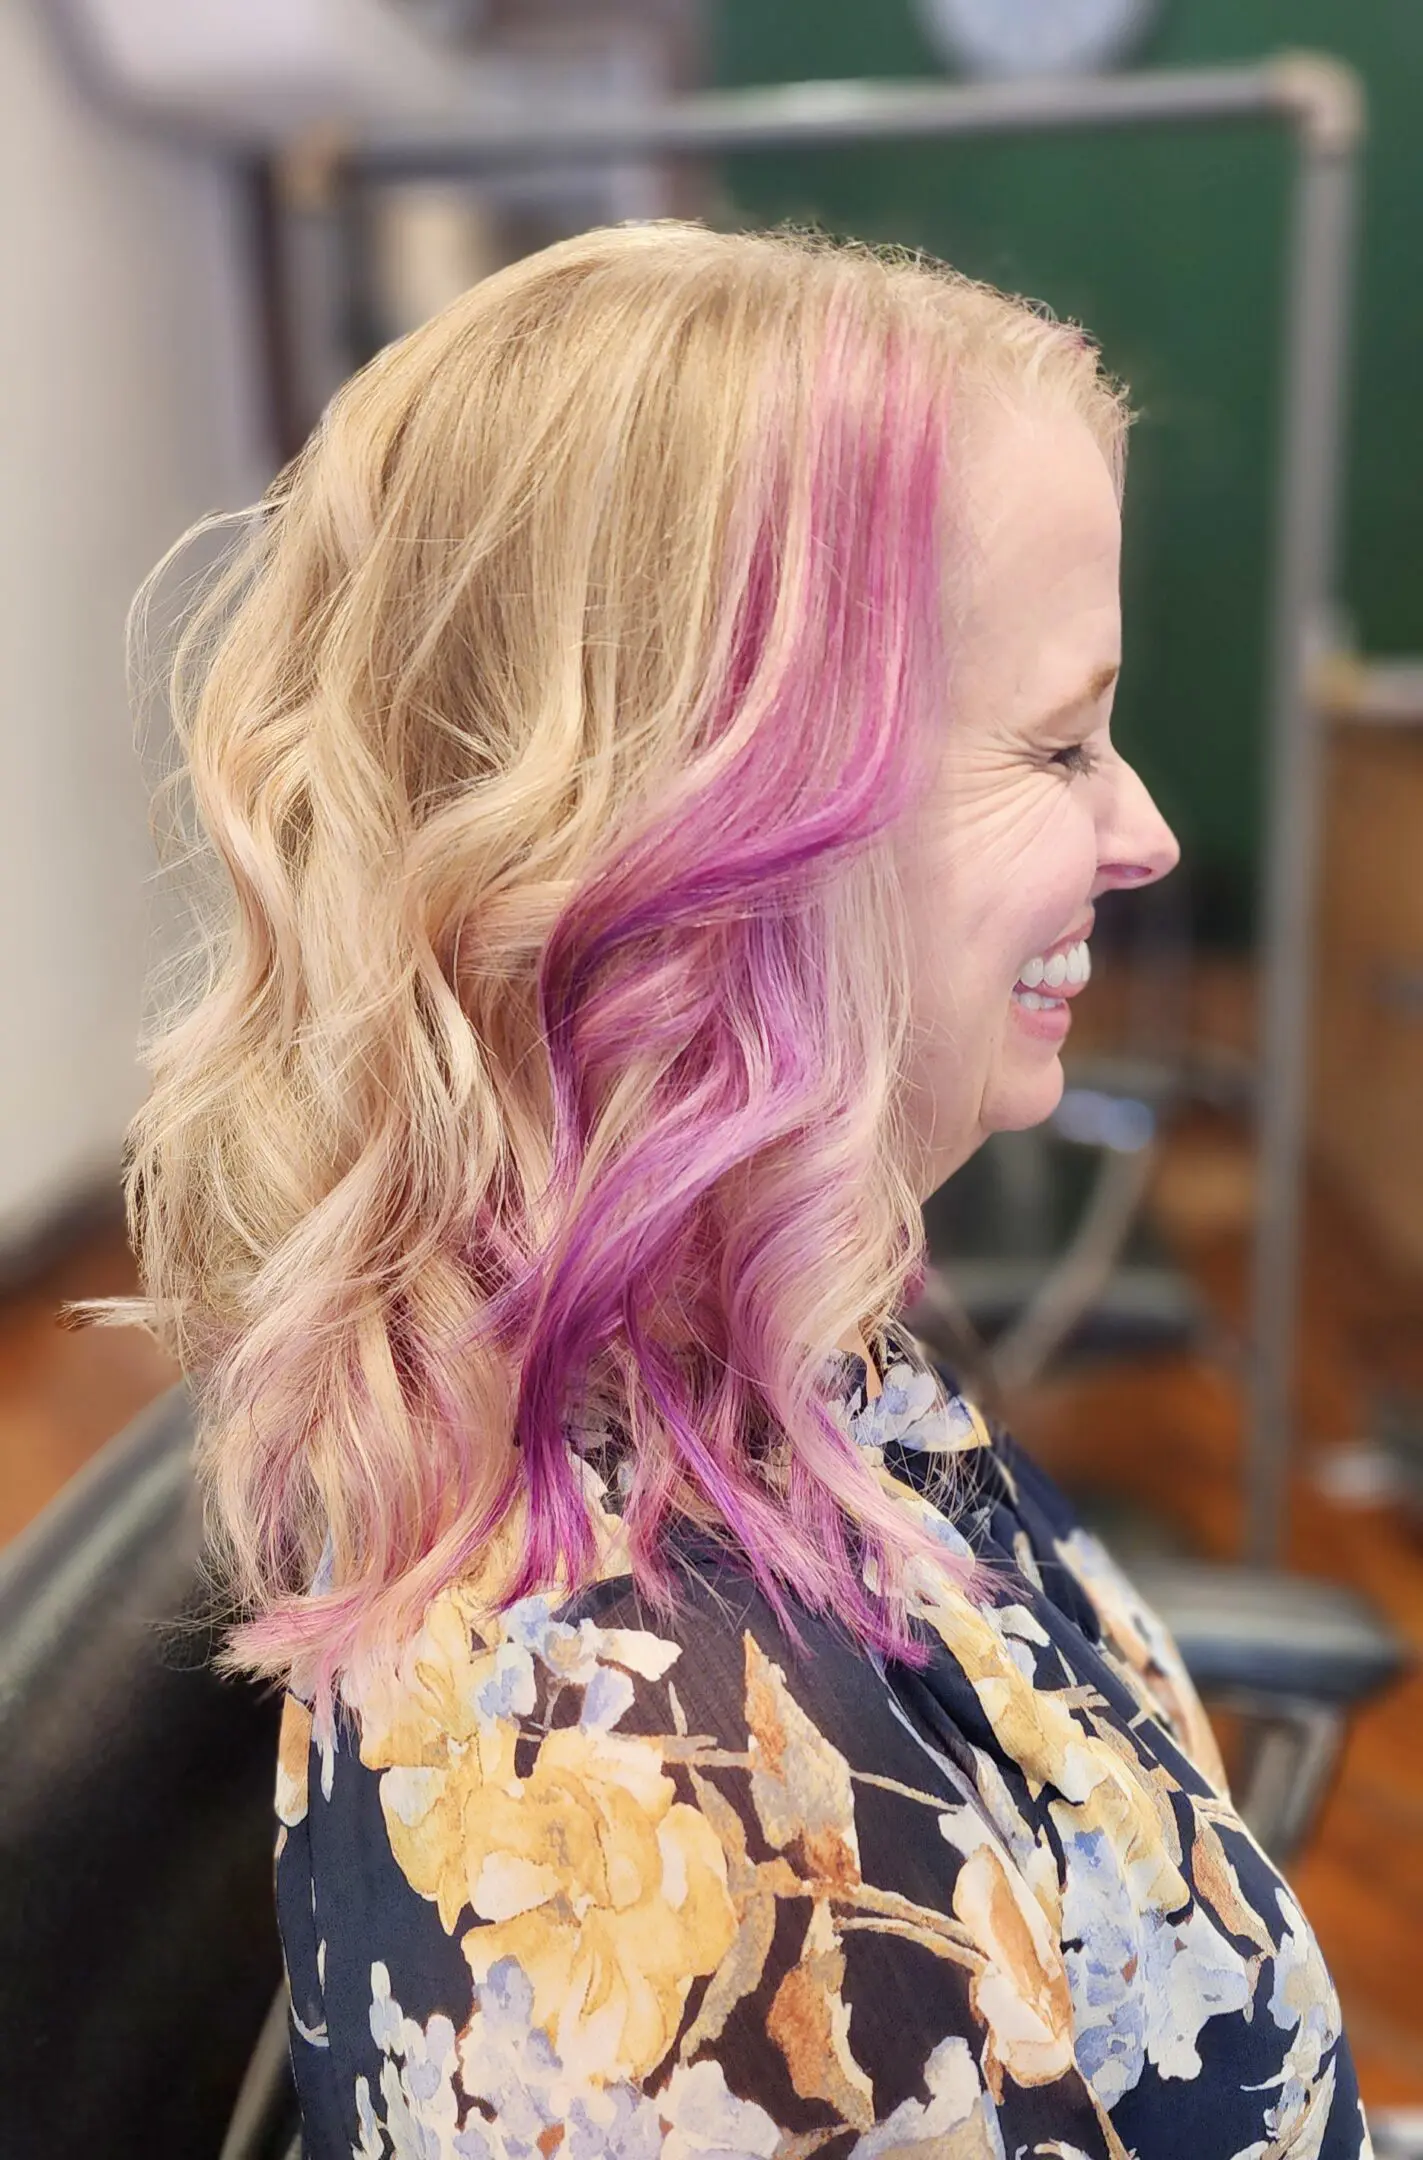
[817, 1317, 992, 1460]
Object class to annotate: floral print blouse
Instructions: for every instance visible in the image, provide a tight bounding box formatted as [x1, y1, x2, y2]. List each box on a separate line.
[273, 1317, 1373, 2160]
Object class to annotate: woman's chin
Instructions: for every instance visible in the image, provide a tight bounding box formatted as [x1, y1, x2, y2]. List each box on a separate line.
[981, 1052, 1066, 1135]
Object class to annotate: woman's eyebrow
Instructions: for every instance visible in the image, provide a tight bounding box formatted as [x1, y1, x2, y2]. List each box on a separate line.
[1038, 661, 1121, 729]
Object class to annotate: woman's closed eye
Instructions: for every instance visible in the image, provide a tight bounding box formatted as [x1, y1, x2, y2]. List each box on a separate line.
[1048, 741, 1100, 777]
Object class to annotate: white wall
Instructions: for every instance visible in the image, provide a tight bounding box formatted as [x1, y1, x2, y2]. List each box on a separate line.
[0, 0, 269, 1257]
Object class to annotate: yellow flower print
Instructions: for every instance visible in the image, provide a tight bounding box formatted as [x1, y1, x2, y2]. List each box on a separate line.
[1055, 1526, 1231, 1798]
[891, 1525, 1192, 1886]
[345, 1470, 635, 1775]
[355, 1576, 738, 2088]
[962, 1740, 1068, 1943]
[743, 1635, 861, 1890]
[939, 1804, 1076, 2103]
[867, 1448, 1204, 1910]
[881, 1493, 1207, 1942]
[352, 1586, 503, 1772]
[903, 1558, 1102, 1804]
[766, 1900, 875, 2129]
[455, 1723, 738, 2083]
[275, 1693, 313, 1827]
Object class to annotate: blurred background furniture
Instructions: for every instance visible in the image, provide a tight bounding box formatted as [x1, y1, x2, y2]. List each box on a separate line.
[1125, 1553, 1411, 1866]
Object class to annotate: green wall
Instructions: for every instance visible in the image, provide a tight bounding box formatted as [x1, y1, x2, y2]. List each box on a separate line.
[713, 2, 1423, 944]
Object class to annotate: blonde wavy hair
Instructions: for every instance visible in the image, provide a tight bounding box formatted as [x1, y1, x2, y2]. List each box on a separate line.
[66, 219, 1129, 1737]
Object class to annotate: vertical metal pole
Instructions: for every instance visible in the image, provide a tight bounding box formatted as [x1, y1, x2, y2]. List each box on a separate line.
[1246, 79, 1361, 1566]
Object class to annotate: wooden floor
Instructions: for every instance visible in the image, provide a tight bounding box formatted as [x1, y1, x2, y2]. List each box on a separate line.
[3, 957, 1422, 2108]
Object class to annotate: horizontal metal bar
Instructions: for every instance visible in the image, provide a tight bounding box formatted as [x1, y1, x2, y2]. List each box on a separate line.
[344, 57, 1362, 178]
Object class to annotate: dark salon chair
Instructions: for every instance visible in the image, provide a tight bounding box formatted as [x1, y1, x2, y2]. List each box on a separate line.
[0, 1381, 300, 2160]
[1124, 1555, 1412, 1864]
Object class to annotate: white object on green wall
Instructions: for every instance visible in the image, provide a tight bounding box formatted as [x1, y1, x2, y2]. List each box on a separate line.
[913, 0, 1161, 79]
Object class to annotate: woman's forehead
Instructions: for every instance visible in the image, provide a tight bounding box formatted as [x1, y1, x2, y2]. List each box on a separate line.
[949, 408, 1122, 691]
[960, 405, 1121, 577]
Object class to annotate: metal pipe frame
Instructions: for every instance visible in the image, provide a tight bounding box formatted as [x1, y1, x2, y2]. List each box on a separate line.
[333, 53, 1364, 1568]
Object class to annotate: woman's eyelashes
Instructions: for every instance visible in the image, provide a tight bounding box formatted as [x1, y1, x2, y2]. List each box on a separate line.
[1048, 740, 1100, 777]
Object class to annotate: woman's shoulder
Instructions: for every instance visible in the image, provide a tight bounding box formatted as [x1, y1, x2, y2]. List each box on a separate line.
[868, 1326, 1234, 1796]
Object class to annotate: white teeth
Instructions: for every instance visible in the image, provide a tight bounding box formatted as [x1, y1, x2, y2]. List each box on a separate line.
[1015, 989, 1065, 1010]
[1016, 937, 1090, 993]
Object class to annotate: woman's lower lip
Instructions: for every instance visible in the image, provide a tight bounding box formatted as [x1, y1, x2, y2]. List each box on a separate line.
[1011, 987, 1073, 1040]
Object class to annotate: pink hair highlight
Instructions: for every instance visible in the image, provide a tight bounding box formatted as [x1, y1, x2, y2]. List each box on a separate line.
[490, 307, 985, 1659]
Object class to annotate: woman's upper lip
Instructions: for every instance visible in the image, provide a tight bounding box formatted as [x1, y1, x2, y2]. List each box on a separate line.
[1042, 911, 1096, 958]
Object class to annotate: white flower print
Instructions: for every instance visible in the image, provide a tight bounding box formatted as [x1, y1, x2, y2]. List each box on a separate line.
[848, 2034, 1007, 2160]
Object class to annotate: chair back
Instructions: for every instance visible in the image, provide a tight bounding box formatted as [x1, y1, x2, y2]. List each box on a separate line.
[0, 1384, 286, 2159]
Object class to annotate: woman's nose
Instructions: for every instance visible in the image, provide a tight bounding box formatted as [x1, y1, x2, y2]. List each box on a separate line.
[1098, 765, 1181, 891]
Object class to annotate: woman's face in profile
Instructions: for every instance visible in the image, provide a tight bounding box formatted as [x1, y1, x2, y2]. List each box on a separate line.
[897, 402, 1181, 1202]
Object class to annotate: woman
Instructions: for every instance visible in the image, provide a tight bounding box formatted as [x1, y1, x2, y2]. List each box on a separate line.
[79, 222, 1370, 2157]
